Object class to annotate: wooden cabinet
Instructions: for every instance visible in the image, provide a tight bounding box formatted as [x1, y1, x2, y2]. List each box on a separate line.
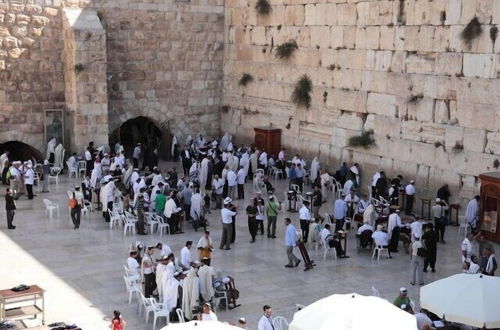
[479, 172, 500, 243]
[253, 127, 281, 156]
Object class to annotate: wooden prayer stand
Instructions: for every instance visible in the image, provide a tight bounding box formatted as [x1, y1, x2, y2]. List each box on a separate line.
[479, 172, 500, 243]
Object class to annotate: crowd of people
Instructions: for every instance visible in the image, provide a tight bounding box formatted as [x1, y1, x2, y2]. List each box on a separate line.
[2, 131, 497, 329]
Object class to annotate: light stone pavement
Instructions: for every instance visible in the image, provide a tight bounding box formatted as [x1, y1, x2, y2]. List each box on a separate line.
[0, 161, 485, 329]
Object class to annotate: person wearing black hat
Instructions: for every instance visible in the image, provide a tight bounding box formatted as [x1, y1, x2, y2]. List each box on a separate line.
[5, 188, 16, 229]
[422, 223, 438, 273]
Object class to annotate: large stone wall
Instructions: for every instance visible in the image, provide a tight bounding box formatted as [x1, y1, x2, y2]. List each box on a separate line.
[0, 0, 224, 153]
[222, 0, 500, 202]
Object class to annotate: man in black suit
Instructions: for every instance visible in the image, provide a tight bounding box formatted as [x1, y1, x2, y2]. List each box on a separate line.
[5, 188, 16, 229]
[181, 145, 192, 177]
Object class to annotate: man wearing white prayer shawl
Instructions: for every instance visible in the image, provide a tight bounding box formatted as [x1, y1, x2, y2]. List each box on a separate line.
[197, 258, 215, 302]
[46, 138, 56, 161]
[199, 157, 210, 194]
[465, 195, 480, 229]
[182, 267, 200, 320]
[171, 136, 178, 159]
[54, 144, 64, 169]
[363, 204, 378, 228]
[190, 189, 203, 220]
[220, 133, 231, 151]
[320, 169, 330, 202]
[156, 256, 169, 300]
[310, 157, 320, 185]
[239, 152, 250, 177]
[163, 258, 180, 311]
[0, 151, 9, 177]
[122, 165, 133, 188]
[250, 150, 259, 175]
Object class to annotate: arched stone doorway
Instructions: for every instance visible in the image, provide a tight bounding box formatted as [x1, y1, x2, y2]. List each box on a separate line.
[0, 141, 43, 162]
[109, 116, 172, 160]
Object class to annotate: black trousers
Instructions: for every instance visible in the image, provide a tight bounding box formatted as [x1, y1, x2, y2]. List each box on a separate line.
[6, 209, 15, 228]
[389, 227, 400, 252]
[435, 218, 446, 241]
[26, 184, 33, 199]
[71, 206, 81, 228]
[424, 251, 437, 271]
[300, 220, 309, 242]
[257, 220, 264, 235]
[182, 160, 191, 177]
[133, 158, 139, 169]
[335, 218, 345, 232]
[184, 204, 191, 220]
[248, 219, 257, 241]
[237, 184, 244, 199]
[144, 272, 157, 297]
[231, 217, 236, 243]
[296, 178, 304, 192]
[405, 195, 414, 214]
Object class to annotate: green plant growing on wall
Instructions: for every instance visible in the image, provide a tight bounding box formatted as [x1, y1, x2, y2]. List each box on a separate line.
[74, 63, 84, 73]
[453, 141, 464, 152]
[255, 0, 271, 15]
[291, 75, 312, 109]
[348, 130, 375, 149]
[275, 40, 298, 60]
[460, 17, 483, 47]
[221, 105, 229, 113]
[490, 26, 498, 44]
[494, 159, 500, 169]
[407, 93, 423, 104]
[238, 73, 254, 86]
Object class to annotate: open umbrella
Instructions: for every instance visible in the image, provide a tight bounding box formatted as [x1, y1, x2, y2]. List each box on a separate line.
[420, 273, 500, 328]
[160, 320, 241, 330]
[289, 293, 417, 330]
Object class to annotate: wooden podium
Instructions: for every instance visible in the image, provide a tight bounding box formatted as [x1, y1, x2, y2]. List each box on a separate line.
[479, 172, 500, 243]
[253, 127, 281, 156]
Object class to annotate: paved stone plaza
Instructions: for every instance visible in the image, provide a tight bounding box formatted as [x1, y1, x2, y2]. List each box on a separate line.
[0, 162, 479, 329]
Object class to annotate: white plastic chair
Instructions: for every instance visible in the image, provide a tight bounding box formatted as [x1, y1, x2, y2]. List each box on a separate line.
[67, 161, 78, 179]
[109, 210, 122, 229]
[123, 275, 141, 304]
[157, 215, 170, 236]
[48, 167, 61, 186]
[139, 293, 155, 322]
[33, 172, 42, 193]
[372, 245, 390, 261]
[124, 215, 137, 236]
[175, 308, 185, 323]
[151, 300, 170, 329]
[410, 300, 416, 312]
[77, 160, 86, 178]
[255, 168, 264, 176]
[272, 316, 289, 330]
[43, 199, 60, 221]
[271, 166, 284, 181]
[290, 184, 300, 193]
[123, 265, 141, 284]
[321, 237, 337, 261]
[146, 212, 159, 234]
[214, 288, 229, 312]
[371, 286, 381, 298]
[458, 215, 470, 237]
[295, 303, 305, 311]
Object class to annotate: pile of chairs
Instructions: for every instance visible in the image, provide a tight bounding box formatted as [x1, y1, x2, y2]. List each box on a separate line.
[109, 208, 170, 237]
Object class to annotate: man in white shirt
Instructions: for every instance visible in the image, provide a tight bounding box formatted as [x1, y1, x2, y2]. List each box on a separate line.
[357, 222, 373, 235]
[226, 169, 237, 199]
[127, 251, 140, 277]
[142, 246, 156, 297]
[410, 217, 423, 242]
[372, 225, 391, 258]
[299, 201, 312, 243]
[284, 218, 300, 268]
[319, 224, 331, 243]
[212, 175, 224, 208]
[156, 242, 172, 257]
[220, 197, 236, 250]
[132, 143, 141, 169]
[164, 191, 182, 233]
[333, 197, 348, 232]
[405, 180, 416, 215]
[461, 233, 474, 263]
[388, 209, 403, 252]
[257, 305, 274, 330]
[200, 303, 218, 321]
[237, 166, 246, 199]
[463, 255, 480, 274]
[258, 151, 268, 170]
[432, 198, 448, 243]
[410, 236, 425, 285]
[465, 195, 480, 229]
[180, 241, 193, 271]
[23, 164, 35, 199]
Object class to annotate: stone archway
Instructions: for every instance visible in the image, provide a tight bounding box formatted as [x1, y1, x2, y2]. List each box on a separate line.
[0, 141, 43, 162]
[109, 116, 173, 160]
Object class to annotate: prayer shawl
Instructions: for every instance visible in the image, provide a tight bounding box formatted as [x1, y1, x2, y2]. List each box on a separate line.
[220, 133, 230, 151]
[46, 138, 56, 160]
[0, 153, 8, 174]
[156, 263, 166, 298]
[190, 193, 202, 220]
[486, 254, 496, 274]
[189, 162, 199, 176]
[310, 157, 320, 183]
[227, 154, 238, 172]
[163, 262, 179, 311]
[90, 164, 102, 189]
[122, 166, 133, 188]
[200, 158, 209, 187]
[240, 153, 250, 177]
[171, 136, 178, 159]
[182, 267, 199, 319]
[54, 144, 64, 169]
[198, 265, 215, 301]
[250, 152, 259, 172]
[387, 213, 401, 240]
[363, 204, 377, 228]
[465, 199, 479, 226]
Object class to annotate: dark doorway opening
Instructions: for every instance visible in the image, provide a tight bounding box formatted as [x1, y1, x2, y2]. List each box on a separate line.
[0, 141, 42, 162]
[109, 116, 172, 160]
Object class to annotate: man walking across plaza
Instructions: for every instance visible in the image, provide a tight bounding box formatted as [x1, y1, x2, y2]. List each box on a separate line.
[5, 188, 16, 229]
[432, 198, 448, 244]
[422, 223, 438, 273]
[220, 197, 236, 250]
[246, 201, 258, 243]
[299, 201, 311, 243]
[284, 218, 300, 268]
[266, 196, 279, 239]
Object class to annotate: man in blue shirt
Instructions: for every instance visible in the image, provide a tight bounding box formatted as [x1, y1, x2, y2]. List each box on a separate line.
[284, 218, 300, 268]
[333, 197, 348, 232]
[288, 163, 297, 187]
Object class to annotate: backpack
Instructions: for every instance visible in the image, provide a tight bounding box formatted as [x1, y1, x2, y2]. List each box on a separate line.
[68, 198, 78, 209]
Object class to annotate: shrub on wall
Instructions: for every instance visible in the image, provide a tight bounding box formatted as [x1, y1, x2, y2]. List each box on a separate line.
[275, 40, 298, 60]
[255, 0, 271, 15]
[348, 130, 375, 149]
[461, 17, 483, 47]
[238, 73, 254, 86]
[291, 75, 312, 108]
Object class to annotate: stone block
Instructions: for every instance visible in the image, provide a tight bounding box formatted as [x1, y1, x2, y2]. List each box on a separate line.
[421, 122, 446, 145]
[356, 2, 369, 27]
[310, 26, 330, 49]
[463, 128, 486, 153]
[463, 54, 497, 79]
[342, 26, 356, 48]
[457, 101, 497, 131]
[379, 26, 394, 50]
[485, 132, 500, 155]
[435, 53, 463, 76]
[445, 0, 462, 25]
[406, 53, 435, 74]
[444, 125, 464, 149]
[432, 26, 450, 52]
[401, 120, 422, 142]
[285, 5, 305, 26]
[434, 100, 450, 124]
[355, 26, 380, 49]
[367, 92, 396, 117]
[330, 26, 343, 49]
[336, 3, 356, 26]
[335, 112, 364, 131]
[494, 0, 500, 24]
[250, 26, 266, 45]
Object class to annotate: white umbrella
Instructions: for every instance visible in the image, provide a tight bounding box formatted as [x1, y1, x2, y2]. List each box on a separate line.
[289, 293, 417, 330]
[420, 273, 500, 328]
[161, 320, 241, 330]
